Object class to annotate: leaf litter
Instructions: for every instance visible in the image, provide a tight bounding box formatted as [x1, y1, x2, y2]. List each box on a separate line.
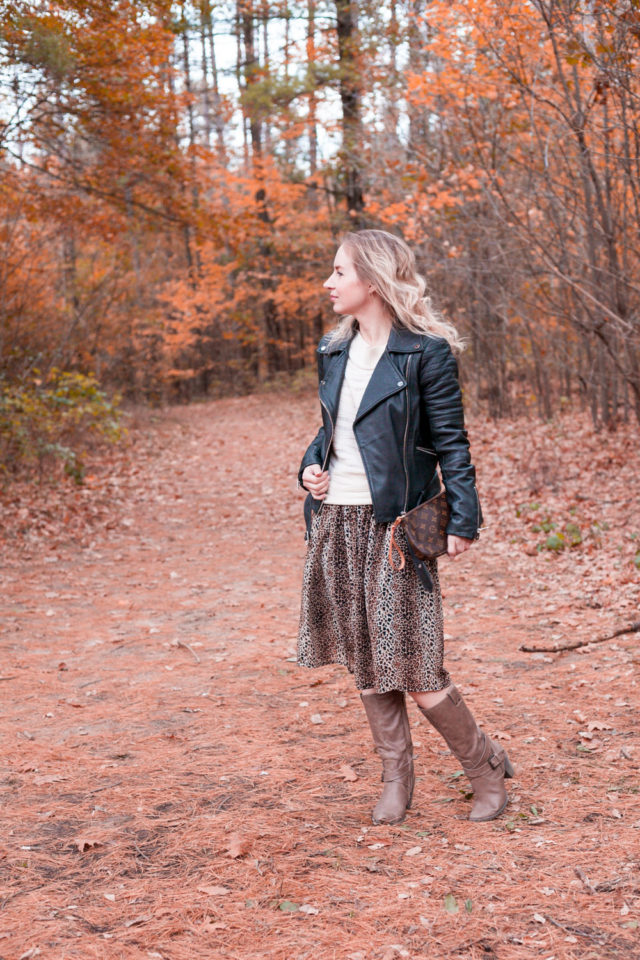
[0, 395, 639, 959]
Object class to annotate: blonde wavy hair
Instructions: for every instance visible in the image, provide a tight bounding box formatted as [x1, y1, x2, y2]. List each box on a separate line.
[326, 229, 465, 354]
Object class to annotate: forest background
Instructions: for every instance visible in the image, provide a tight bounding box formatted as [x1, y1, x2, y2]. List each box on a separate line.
[1, 0, 640, 481]
[2, 6, 640, 955]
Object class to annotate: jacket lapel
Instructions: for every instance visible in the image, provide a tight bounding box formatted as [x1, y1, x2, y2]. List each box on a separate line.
[317, 327, 424, 424]
[355, 327, 423, 422]
[354, 350, 407, 423]
[386, 327, 424, 354]
[318, 345, 349, 422]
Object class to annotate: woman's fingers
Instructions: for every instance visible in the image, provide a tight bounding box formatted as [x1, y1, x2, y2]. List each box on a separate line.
[302, 465, 330, 498]
[447, 534, 473, 559]
[312, 471, 330, 498]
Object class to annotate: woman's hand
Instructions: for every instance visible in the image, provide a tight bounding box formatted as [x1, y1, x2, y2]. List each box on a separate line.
[301, 464, 330, 500]
[447, 534, 473, 559]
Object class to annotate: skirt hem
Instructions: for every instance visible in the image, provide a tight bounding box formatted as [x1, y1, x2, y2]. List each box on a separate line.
[297, 656, 452, 696]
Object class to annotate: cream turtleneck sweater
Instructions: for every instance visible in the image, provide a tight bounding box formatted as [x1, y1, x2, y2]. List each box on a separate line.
[324, 332, 386, 505]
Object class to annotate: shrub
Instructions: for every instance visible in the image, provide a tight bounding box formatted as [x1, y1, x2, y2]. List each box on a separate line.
[0, 369, 123, 483]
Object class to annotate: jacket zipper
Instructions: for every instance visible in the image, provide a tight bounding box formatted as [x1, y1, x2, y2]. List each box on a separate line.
[316, 396, 335, 518]
[402, 355, 413, 513]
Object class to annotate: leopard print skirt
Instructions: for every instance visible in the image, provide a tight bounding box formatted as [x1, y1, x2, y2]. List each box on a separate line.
[297, 504, 450, 694]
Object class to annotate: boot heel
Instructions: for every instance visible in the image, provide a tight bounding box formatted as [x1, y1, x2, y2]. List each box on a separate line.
[504, 754, 515, 779]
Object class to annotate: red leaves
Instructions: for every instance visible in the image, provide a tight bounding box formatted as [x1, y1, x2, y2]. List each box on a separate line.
[225, 834, 253, 859]
[338, 764, 358, 782]
[74, 835, 106, 853]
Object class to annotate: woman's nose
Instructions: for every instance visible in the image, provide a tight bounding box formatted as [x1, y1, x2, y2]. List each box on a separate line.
[323, 276, 333, 288]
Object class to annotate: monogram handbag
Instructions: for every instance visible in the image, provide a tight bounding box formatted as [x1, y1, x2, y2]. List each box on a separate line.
[388, 487, 450, 570]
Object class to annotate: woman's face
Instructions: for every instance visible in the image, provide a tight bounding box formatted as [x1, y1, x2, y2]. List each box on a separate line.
[323, 244, 372, 316]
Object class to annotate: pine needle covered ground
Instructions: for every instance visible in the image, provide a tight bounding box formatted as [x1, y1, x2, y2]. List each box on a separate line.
[1, 396, 639, 960]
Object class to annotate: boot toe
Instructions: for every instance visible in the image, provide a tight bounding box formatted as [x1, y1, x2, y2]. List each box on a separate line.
[469, 793, 509, 822]
[372, 808, 407, 826]
[371, 773, 414, 825]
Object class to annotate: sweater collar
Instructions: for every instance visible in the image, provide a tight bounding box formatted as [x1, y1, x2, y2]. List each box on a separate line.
[318, 325, 425, 356]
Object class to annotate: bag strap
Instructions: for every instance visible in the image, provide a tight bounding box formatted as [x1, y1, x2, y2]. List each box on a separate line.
[388, 516, 406, 571]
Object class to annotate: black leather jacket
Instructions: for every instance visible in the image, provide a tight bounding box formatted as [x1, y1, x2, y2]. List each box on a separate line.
[299, 326, 482, 541]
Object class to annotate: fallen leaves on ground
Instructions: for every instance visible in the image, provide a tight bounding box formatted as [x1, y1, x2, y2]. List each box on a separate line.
[0, 395, 638, 959]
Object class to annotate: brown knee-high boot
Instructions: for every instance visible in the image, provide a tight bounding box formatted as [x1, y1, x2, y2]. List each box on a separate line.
[361, 691, 415, 826]
[418, 685, 514, 822]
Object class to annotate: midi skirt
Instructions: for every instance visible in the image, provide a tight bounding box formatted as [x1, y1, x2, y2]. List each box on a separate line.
[297, 504, 450, 694]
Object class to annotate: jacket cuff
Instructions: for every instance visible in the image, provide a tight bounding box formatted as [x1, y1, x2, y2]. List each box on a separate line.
[298, 452, 322, 490]
[446, 522, 480, 540]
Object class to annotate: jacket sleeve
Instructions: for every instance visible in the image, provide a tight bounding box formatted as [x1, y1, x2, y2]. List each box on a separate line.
[297, 345, 327, 489]
[418, 337, 482, 539]
[298, 426, 326, 488]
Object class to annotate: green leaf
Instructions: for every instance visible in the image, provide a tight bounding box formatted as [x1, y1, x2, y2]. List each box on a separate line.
[279, 900, 299, 912]
[444, 893, 458, 914]
[465, 899, 473, 914]
[543, 533, 565, 551]
[634, 552, 640, 570]
[565, 522, 582, 546]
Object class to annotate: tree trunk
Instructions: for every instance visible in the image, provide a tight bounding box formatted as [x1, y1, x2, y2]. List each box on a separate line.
[335, 0, 364, 220]
[407, 0, 429, 161]
[240, 0, 262, 161]
[204, 5, 227, 161]
[307, 0, 318, 174]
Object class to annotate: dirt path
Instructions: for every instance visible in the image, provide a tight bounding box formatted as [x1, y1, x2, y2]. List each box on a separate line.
[1, 395, 639, 960]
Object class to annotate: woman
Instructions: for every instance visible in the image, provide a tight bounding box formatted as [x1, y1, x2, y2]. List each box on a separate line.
[297, 229, 513, 826]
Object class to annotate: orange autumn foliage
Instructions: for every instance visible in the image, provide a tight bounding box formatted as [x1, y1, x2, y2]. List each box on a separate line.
[0, 0, 637, 426]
